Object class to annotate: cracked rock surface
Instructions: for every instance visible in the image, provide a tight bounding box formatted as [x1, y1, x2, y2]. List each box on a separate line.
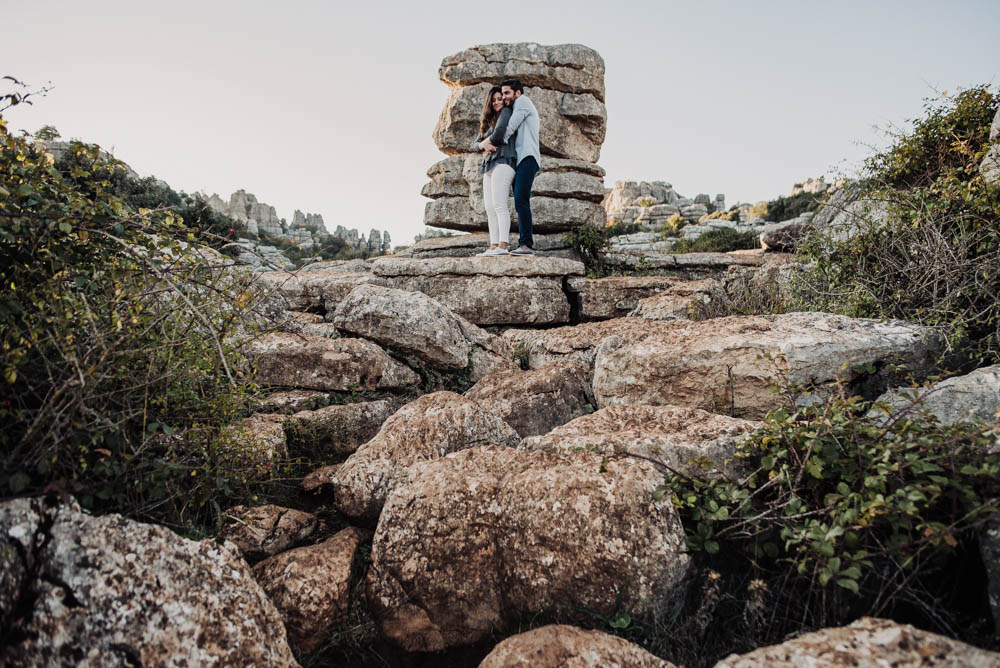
[0, 497, 296, 666]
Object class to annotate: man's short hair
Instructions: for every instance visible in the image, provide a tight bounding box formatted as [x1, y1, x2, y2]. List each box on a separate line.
[501, 79, 524, 94]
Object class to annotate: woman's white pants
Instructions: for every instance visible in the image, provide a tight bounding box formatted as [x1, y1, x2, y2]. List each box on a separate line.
[482, 163, 515, 246]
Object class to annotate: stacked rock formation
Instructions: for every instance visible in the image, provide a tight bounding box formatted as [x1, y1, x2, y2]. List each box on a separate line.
[421, 43, 608, 234]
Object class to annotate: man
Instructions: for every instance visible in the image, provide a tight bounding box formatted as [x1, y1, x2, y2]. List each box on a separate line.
[480, 79, 540, 255]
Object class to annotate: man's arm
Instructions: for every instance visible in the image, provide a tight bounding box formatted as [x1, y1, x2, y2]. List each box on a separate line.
[488, 107, 512, 146]
[502, 98, 530, 144]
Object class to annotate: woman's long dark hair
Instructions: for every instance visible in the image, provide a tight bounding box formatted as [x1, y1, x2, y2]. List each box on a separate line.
[479, 86, 503, 137]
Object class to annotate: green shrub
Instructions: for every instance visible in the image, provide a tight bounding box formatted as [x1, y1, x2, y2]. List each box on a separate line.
[648, 379, 999, 664]
[794, 85, 1000, 365]
[0, 108, 278, 533]
[671, 227, 760, 253]
[763, 191, 828, 222]
[564, 224, 611, 276]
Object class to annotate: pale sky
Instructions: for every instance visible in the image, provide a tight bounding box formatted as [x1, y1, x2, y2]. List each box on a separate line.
[3, 0, 998, 245]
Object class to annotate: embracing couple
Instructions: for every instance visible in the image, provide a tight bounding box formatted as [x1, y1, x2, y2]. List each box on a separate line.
[474, 79, 540, 256]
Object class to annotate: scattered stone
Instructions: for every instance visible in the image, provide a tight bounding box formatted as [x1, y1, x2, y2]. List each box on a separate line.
[221, 505, 318, 562]
[222, 413, 288, 468]
[251, 333, 420, 391]
[301, 465, 340, 493]
[592, 313, 942, 419]
[872, 364, 1000, 426]
[0, 497, 297, 666]
[715, 616, 1000, 667]
[465, 362, 594, 437]
[479, 624, 674, 668]
[366, 446, 691, 651]
[521, 404, 762, 480]
[259, 389, 330, 413]
[331, 392, 520, 522]
[286, 397, 403, 455]
[253, 527, 369, 653]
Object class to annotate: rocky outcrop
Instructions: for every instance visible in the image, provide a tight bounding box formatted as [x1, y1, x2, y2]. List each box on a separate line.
[479, 625, 674, 667]
[809, 184, 890, 242]
[331, 392, 520, 522]
[628, 279, 718, 320]
[332, 284, 515, 378]
[286, 398, 403, 454]
[603, 180, 724, 228]
[503, 317, 672, 371]
[253, 527, 369, 653]
[0, 497, 297, 666]
[423, 44, 607, 234]
[872, 364, 1000, 426]
[521, 404, 762, 480]
[366, 446, 691, 651]
[221, 505, 318, 562]
[222, 413, 288, 467]
[396, 232, 577, 259]
[251, 333, 420, 391]
[716, 616, 1000, 667]
[465, 362, 594, 437]
[255, 270, 387, 312]
[371, 256, 584, 326]
[601, 250, 769, 278]
[260, 389, 330, 413]
[592, 313, 942, 419]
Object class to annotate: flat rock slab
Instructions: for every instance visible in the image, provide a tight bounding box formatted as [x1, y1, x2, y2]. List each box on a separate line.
[253, 527, 369, 654]
[593, 313, 942, 419]
[222, 414, 288, 469]
[715, 616, 1000, 667]
[440, 43, 606, 101]
[366, 446, 691, 652]
[221, 505, 318, 562]
[298, 259, 373, 273]
[0, 498, 297, 666]
[251, 333, 420, 392]
[480, 624, 674, 668]
[567, 275, 688, 320]
[465, 361, 594, 437]
[425, 195, 604, 233]
[372, 255, 584, 278]
[259, 389, 331, 413]
[603, 251, 768, 279]
[521, 404, 762, 480]
[873, 364, 1000, 426]
[398, 232, 575, 259]
[332, 391, 520, 523]
[286, 398, 403, 455]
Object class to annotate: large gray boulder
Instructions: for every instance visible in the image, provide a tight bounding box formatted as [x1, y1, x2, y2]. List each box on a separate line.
[0, 498, 297, 666]
[366, 446, 691, 652]
[480, 625, 674, 667]
[592, 313, 942, 419]
[872, 364, 1000, 426]
[331, 391, 521, 522]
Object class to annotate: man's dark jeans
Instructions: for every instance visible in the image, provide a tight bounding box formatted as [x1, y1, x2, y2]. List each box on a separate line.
[513, 156, 539, 249]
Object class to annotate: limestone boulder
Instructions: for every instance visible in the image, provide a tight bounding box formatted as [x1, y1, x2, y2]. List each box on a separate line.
[331, 284, 511, 374]
[425, 194, 605, 233]
[0, 498, 297, 666]
[480, 625, 674, 668]
[297, 258, 373, 273]
[251, 333, 420, 391]
[629, 279, 718, 320]
[221, 505, 318, 562]
[434, 83, 606, 163]
[811, 185, 890, 242]
[259, 389, 330, 413]
[521, 405, 762, 480]
[422, 154, 475, 199]
[302, 464, 339, 492]
[439, 43, 606, 100]
[366, 446, 691, 651]
[222, 413, 288, 468]
[872, 364, 1000, 426]
[602, 251, 767, 278]
[503, 318, 674, 371]
[286, 397, 402, 454]
[715, 617, 1000, 667]
[253, 527, 368, 654]
[465, 362, 594, 437]
[566, 276, 685, 320]
[397, 232, 576, 260]
[592, 313, 942, 419]
[373, 255, 584, 278]
[331, 392, 520, 522]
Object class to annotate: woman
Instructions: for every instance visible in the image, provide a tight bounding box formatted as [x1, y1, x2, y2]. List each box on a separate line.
[473, 86, 518, 256]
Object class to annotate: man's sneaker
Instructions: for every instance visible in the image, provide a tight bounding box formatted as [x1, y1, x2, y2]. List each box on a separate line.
[486, 247, 509, 255]
[510, 245, 534, 255]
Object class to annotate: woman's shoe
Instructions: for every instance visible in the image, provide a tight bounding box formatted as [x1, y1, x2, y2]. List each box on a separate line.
[485, 247, 509, 255]
[476, 247, 496, 256]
